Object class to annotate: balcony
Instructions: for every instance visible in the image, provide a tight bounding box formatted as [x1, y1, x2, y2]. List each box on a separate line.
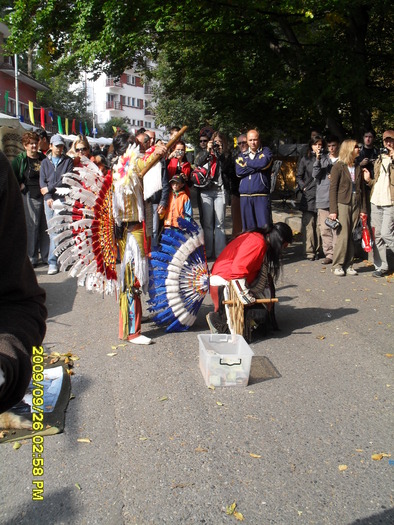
[106, 101, 123, 110]
[144, 108, 154, 116]
[144, 84, 154, 95]
[105, 78, 123, 88]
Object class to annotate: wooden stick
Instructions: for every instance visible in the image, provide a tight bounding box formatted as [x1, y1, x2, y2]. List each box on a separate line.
[139, 125, 188, 177]
[222, 298, 278, 305]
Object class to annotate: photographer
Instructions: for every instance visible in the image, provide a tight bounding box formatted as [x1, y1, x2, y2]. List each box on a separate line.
[194, 131, 234, 259]
[363, 129, 394, 277]
[167, 140, 191, 192]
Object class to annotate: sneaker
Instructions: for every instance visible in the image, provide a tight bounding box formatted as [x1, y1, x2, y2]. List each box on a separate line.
[48, 266, 58, 275]
[206, 312, 219, 334]
[321, 258, 333, 265]
[332, 267, 345, 276]
[346, 266, 358, 276]
[372, 269, 388, 278]
[206, 312, 229, 334]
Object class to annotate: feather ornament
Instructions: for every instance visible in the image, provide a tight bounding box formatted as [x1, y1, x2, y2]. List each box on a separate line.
[47, 158, 117, 293]
[148, 220, 209, 332]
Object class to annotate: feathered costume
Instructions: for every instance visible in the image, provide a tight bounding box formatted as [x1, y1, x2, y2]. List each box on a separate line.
[48, 145, 209, 339]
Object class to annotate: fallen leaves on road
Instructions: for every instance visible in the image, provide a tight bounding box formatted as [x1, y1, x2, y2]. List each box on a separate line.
[216, 401, 224, 406]
[249, 453, 262, 458]
[225, 502, 244, 520]
[75, 483, 82, 490]
[371, 453, 391, 461]
[107, 352, 117, 357]
[158, 396, 168, 402]
[195, 445, 208, 453]
[13, 441, 21, 450]
[338, 464, 348, 471]
[77, 438, 92, 443]
[316, 335, 325, 340]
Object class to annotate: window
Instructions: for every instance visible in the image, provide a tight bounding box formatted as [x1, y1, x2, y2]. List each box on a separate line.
[126, 75, 136, 85]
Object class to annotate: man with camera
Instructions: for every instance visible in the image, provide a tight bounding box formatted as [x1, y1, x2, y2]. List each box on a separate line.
[363, 129, 394, 277]
[235, 129, 273, 231]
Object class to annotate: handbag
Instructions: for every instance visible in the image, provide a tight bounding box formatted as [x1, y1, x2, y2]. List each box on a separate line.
[191, 163, 211, 188]
[325, 217, 340, 230]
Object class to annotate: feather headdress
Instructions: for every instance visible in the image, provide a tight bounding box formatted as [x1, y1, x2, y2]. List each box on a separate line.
[148, 218, 209, 332]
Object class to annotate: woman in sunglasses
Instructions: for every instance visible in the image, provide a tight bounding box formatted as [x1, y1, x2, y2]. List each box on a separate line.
[68, 135, 91, 167]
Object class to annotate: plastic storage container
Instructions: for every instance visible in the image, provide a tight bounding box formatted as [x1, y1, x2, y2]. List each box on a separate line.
[198, 334, 254, 387]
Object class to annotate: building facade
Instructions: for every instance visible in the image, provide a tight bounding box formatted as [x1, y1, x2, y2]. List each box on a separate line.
[91, 67, 163, 137]
[0, 23, 49, 127]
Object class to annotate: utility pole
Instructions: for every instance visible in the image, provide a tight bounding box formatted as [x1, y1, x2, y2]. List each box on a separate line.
[14, 54, 19, 118]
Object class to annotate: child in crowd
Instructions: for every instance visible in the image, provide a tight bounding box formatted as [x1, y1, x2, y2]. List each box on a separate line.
[163, 175, 192, 229]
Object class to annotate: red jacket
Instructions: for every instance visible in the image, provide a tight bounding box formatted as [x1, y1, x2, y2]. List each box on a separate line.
[211, 232, 267, 284]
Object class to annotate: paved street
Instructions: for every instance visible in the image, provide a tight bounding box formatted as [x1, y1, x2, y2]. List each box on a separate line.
[0, 221, 393, 525]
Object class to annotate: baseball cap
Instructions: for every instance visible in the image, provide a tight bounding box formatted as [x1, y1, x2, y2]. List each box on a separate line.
[50, 134, 65, 146]
[383, 130, 394, 141]
[169, 175, 184, 185]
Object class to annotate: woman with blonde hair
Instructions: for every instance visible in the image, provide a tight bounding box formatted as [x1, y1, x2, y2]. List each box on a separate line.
[328, 139, 368, 276]
[68, 134, 91, 167]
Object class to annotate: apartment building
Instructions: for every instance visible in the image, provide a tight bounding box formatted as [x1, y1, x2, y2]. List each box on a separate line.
[91, 67, 164, 137]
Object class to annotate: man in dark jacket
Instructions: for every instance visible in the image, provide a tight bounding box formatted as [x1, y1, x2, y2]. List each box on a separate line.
[235, 129, 273, 230]
[40, 134, 74, 275]
[0, 151, 47, 414]
[11, 131, 48, 267]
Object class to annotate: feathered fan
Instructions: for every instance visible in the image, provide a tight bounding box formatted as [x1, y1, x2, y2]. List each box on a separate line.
[148, 217, 209, 332]
[47, 157, 118, 294]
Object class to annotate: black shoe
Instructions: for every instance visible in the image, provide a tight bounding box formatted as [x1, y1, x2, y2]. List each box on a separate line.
[206, 312, 229, 334]
[372, 270, 388, 278]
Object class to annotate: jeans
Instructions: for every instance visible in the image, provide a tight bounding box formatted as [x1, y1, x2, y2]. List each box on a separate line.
[44, 200, 59, 267]
[371, 203, 394, 271]
[200, 187, 227, 258]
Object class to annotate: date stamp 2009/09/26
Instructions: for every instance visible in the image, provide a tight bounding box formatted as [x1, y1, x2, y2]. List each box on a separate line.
[31, 346, 44, 501]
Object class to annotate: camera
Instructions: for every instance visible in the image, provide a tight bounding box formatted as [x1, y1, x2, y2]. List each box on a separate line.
[212, 142, 221, 155]
[380, 147, 388, 155]
[175, 149, 184, 157]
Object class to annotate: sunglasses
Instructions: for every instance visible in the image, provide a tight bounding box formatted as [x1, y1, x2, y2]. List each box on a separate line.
[200, 140, 208, 143]
[238, 141, 247, 145]
[76, 147, 88, 152]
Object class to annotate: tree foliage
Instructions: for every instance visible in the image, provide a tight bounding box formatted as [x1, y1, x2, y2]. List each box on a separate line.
[97, 116, 131, 138]
[3, 0, 393, 141]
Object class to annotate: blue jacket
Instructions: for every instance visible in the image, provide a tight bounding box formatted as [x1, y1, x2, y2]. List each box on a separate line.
[235, 147, 273, 195]
[39, 153, 74, 201]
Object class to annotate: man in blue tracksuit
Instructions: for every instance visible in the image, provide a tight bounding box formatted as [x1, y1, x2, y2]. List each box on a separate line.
[235, 129, 273, 230]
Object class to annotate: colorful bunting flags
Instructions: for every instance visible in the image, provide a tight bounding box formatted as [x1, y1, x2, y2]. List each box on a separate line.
[57, 115, 64, 134]
[65, 118, 69, 135]
[40, 107, 45, 129]
[4, 91, 9, 113]
[72, 119, 76, 134]
[28, 101, 35, 125]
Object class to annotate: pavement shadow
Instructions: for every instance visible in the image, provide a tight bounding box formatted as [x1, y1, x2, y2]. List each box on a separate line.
[348, 507, 394, 525]
[272, 305, 359, 337]
[39, 275, 78, 320]
[2, 487, 78, 525]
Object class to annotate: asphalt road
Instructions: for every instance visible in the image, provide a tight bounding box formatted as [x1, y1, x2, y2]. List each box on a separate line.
[0, 236, 393, 525]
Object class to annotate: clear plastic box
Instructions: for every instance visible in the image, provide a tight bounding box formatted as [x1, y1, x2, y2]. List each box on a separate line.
[198, 334, 254, 387]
